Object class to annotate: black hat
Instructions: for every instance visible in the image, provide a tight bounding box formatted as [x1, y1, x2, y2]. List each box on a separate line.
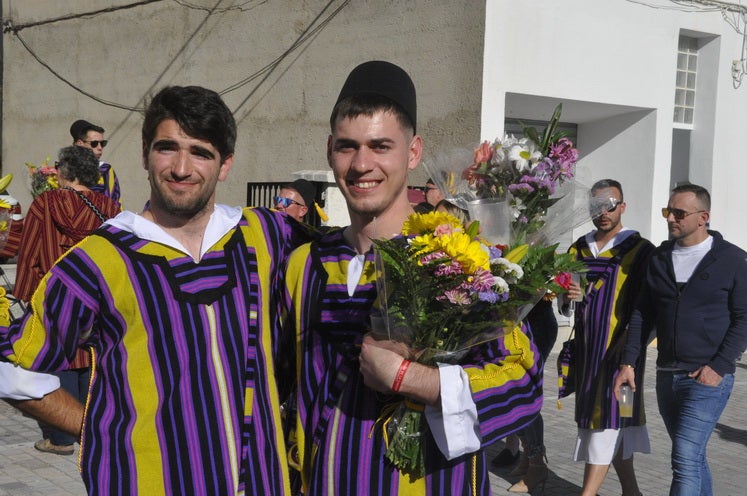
[335, 60, 417, 132]
[70, 119, 103, 140]
[287, 179, 316, 208]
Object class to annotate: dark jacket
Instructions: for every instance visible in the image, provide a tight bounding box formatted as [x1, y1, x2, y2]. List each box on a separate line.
[623, 230, 747, 376]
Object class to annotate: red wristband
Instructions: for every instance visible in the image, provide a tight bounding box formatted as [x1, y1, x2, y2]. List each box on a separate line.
[391, 359, 411, 393]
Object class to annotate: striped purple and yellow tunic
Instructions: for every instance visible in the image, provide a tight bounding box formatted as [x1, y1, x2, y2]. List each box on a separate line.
[283, 229, 543, 495]
[569, 232, 654, 430]
[1, 207, 299, 495]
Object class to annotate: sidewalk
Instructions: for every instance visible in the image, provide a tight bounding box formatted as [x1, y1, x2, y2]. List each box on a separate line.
[0, 403, 83, 495]
[488, 335, 747, 495]
[0, 338, 744, 495]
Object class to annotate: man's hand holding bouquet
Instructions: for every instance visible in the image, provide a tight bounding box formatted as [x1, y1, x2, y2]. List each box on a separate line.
[369, 210, 584, 478]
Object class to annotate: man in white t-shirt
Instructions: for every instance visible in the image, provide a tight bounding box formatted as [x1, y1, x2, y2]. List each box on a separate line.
[617, 183, 747, 496]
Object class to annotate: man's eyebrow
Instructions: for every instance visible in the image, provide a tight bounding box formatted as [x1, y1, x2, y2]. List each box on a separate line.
[152, 138, 177, 148]
[191, 144, 216, 158]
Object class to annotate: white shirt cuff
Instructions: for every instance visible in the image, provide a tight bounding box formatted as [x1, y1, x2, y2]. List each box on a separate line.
[425, 363, 481, 459]
[0, 362, 60, 400]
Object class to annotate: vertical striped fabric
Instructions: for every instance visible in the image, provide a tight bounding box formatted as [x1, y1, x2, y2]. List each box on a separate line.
[569, 232, 654, 429]
[284, 229, 544, 495]
[89, 162, 121, 204]
[14, 189, 121, 302]
[1, 207, 300, 496]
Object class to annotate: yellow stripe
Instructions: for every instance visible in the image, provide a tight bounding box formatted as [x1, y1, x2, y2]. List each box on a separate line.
[241, 209, 291, 494]
[89, 241, 167, 494]
[465, 326, 533, 393]
[207, 304, 240, 491]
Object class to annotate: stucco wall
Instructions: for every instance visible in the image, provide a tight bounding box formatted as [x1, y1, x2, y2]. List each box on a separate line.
[1, 0, 484, 214]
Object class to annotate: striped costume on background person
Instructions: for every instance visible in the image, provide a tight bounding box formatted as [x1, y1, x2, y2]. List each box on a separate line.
[89, 161, 121, 205]
[569, 232, 655, 430]
[0, 207, 302, 495]
[283, 229, 543, 495]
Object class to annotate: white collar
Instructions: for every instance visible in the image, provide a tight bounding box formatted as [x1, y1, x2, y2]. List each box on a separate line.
[585, 227, 634, 258]
[106, 204, 243, 260]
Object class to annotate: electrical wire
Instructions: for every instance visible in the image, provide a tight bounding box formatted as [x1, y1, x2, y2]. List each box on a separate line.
[626, 0, 747, 88]
[172, 0, 267, 12]
[2, 0, 351, 112]
[3, 0, 165, 32]
[220, 0, 350, 96]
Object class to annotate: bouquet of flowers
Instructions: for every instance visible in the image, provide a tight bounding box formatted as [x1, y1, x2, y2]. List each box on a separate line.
[425, 104, 586, 245]
[0, 197, 12, 253]
[371, 210, 584, 478]
[26, 156, 58, 198]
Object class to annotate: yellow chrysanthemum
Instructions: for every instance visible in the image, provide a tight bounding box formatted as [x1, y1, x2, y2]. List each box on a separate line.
[431, 232, 489, 273]
[403, 211, 462, 236]
[0, 199, 10, 210]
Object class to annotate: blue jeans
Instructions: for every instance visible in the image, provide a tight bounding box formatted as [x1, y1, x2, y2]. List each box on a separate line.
[656, 370, 734, 496]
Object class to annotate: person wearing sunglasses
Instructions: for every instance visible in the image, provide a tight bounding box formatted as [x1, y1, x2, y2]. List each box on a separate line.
[274, 179, 316, 222]
[558, 178, 654, 496]
[616, 183, 747, 496]
[70, 119, 121, 205]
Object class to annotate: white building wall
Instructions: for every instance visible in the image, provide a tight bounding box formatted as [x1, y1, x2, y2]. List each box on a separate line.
[483, 0, 747, 248]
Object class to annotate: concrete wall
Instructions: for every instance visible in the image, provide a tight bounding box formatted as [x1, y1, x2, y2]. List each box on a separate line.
[484, 0, 747, 248]
[1, 0, 485, 216]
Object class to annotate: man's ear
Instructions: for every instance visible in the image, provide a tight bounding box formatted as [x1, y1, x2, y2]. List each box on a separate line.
[326, 135, 333, 167]
[407, 134, 423, 171]
[142, 142, 150, 170]
[218, 154, 234, 181]
[700, 210, 710, 227]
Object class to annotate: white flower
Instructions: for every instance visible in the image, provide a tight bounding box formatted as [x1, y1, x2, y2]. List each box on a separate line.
[492, 275, 509, 294]
[508, 138, 542, 172]
[490, 258, 524, 283]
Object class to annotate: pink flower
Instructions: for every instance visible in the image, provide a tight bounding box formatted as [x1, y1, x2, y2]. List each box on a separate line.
[554, 272, 572, 290]
[434, 223, 456, 237]
[468, 269, 497, 292]
[442, 289, 471, 305]
[549, 138, 578, 168]
[473, 141, 493, 164]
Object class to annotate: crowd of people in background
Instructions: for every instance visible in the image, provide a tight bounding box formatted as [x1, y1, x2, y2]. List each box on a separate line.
[0, 60, 743, 496]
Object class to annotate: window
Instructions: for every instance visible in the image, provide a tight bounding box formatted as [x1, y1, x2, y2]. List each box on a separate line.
[674, 36, 698, 126]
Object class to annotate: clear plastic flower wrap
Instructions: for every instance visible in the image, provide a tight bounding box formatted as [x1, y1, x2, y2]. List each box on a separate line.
[369, 211, 585, 478]
[423, 103, 590, 247]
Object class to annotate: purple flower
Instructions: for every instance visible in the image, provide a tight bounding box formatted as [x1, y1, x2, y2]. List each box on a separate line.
[508, 183, 535, 194]
[477, 291, 499, 303]
[549, 137, 578, 166]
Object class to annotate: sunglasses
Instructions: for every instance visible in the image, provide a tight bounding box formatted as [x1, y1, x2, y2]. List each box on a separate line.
[274, 196, 304, 208]
[661, 207, 705, 220]
[83, 140, 108, 148]
[589, 197, 621, 219]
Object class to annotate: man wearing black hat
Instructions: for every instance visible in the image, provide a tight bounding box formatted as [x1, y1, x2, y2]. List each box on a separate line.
[70, 119, 121, 204]
[275, 179, 316, 222]
[283, 61, 542, 494]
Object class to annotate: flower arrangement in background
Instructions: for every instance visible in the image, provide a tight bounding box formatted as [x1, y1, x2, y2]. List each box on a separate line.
[425, 104, 584, 246]
[26, 156, 58, 198]
[0, 196, 12, 254]
[371, 210, 584, 478]
[462, 104, 578, 243]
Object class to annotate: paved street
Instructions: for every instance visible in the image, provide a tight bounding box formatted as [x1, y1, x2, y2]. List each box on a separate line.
[0, 335, 744, 495]
[488, 337, 747, 495]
